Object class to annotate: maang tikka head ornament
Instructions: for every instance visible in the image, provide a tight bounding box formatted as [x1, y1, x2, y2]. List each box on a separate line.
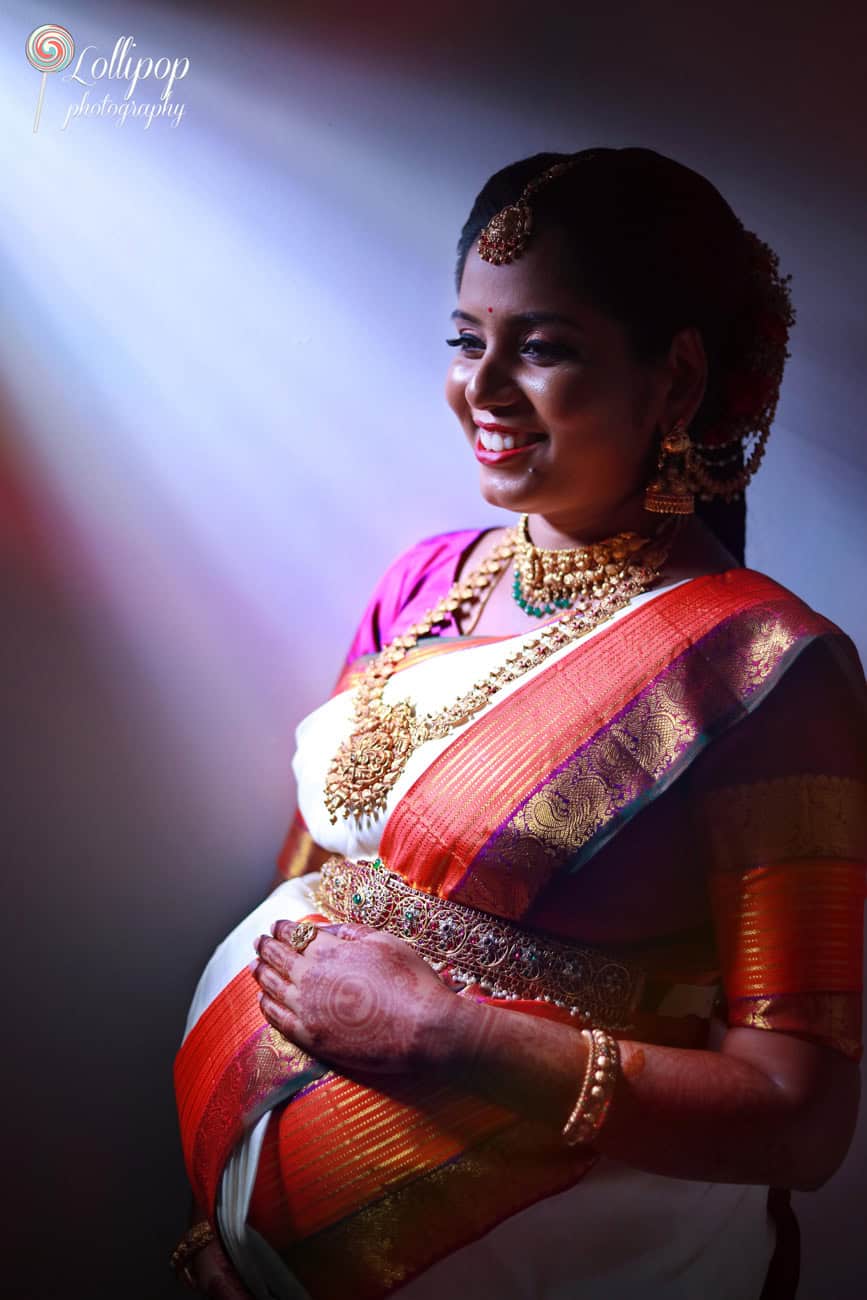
[476, 155, 592, 265]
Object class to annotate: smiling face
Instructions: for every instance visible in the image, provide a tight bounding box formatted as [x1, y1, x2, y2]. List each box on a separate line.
[445, 225, 695, 542]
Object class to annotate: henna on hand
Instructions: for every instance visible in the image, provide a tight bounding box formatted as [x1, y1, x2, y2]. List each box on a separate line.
[255, 923, 456, 1075]
[303, 943, 418, 1068]
[192, 1238, 255, 1299]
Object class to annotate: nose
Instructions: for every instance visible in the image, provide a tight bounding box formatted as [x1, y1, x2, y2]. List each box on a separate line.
[463, 349, 521, 410]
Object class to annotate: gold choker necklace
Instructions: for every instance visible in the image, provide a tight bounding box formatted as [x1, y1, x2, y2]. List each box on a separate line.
[324, 519, 676, 826]
[512, 514, 653, 618]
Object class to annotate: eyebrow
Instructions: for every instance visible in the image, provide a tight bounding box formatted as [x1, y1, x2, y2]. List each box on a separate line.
[450, 308, 586, 330]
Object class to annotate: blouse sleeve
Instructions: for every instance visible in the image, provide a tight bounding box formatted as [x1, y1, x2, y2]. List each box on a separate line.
[339, 527, 485, 669]
[687, 632, 867, 1061]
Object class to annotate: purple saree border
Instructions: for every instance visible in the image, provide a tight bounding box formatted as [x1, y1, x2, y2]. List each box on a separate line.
[465, 599, 854, 887]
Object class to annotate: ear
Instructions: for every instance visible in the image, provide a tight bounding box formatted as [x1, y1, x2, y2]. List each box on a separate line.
[659, 325, 707, 431]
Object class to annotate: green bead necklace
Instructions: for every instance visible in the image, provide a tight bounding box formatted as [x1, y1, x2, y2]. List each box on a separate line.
[511, 513, 654, 619]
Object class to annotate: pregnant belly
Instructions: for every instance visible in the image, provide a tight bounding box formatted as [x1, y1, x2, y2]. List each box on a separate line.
[240, 999, 595, 1300]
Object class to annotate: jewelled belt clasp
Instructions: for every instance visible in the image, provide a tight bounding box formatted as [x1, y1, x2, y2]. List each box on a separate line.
[314, 855, 646, 1031]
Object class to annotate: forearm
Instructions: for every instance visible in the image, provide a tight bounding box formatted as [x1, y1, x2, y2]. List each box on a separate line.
[432, 996, 854, 1192]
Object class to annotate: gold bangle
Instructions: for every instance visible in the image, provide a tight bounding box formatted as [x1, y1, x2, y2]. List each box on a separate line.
[561, 1027, 620, 1147]
[169, 1220, 216, 1290]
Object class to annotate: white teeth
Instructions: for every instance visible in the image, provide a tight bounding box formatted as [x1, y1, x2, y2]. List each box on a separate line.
[477, 427, 541, 452]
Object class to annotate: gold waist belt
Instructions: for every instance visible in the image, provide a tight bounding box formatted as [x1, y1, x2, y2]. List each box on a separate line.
[314, 856, 646, 1031]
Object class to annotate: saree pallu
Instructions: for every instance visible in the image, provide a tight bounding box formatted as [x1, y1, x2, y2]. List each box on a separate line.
[175, 539, 867, 1300]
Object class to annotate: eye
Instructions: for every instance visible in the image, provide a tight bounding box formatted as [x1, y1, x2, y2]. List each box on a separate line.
[445, 334, 483, 353]
[521, 339, 572, 361]
[445, 334, 574, 361]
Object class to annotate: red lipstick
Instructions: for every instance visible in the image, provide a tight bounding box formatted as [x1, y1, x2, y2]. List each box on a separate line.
[473, 430, 543, 466]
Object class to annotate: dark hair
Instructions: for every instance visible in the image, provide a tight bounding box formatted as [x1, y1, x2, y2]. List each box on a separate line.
[454, 147, 755, 562]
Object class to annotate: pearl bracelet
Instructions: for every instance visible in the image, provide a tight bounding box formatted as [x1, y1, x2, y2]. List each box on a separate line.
[561, 1026, 620, 1146]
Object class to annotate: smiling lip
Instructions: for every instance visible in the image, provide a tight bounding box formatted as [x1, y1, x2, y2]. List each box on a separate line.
[475, 422, 541, 434]
[473, 430, 544, 465]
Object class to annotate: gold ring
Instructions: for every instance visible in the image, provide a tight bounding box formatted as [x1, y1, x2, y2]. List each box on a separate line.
[288, 920, 318, 953]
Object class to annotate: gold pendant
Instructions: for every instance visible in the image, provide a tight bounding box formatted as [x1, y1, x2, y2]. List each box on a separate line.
[325, 699, 417, 824]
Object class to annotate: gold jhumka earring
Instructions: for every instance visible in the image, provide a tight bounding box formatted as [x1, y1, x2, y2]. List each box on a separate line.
[644, 420, 695, 516]
[477, 155, 795, 509]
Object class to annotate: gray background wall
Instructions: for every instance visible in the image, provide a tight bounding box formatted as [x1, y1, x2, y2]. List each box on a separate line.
[2, 1, 865, 1295]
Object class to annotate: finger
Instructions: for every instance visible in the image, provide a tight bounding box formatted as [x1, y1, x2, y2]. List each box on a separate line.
[270, 918, 337, 947]
[323, 921, 387, 943]
[254, 960, 301, 1013]
[259, 992, 308, 1049]
[196, 1241, 252, 1299]
[205, 1257, 255, 1300]
[256, 934, 301, 979]
[270, 918, 381, 946]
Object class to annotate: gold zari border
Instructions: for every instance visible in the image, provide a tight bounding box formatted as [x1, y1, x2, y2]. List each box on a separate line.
[315, 856, 645, 1029]
[728, 990, 863, 1062]
[697, 775, 867, 872]
[279, 1116, 596, 1300]
[471, 604, 806, 886]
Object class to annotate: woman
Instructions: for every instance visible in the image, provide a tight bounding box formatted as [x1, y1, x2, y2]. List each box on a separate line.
[172, 148, 867, 1299]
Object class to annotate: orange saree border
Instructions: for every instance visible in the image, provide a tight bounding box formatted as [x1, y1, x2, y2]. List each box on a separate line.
[241, 991, 598, 1300]
[709, 857, 867, 998]
[708, 854, 867, 1062]
[174, 939, 332, 1219]
[380, 571, 839, 917]
[254, 1082, 597, 1300]
[174, 941, 597, 1278]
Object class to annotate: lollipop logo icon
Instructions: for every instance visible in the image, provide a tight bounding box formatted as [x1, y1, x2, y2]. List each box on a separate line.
[26, 24, 75, 133]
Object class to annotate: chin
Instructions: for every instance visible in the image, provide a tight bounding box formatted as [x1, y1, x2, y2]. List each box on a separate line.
[477, 468, 542, 514]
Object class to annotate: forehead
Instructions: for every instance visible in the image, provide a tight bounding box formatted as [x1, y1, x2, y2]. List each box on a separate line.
[457, 225, 590, 317]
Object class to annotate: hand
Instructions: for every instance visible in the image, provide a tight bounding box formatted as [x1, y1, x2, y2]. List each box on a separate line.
[253, 920, 457, 1075]
[186, 1236, 254, 1299]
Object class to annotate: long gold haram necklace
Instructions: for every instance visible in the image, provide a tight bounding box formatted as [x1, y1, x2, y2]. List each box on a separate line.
[324, 520, 676, 825]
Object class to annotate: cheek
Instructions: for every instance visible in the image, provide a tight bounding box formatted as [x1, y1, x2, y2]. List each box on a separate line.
[546, 369, 647, 441]
[444, 363, 469, 419]
[530, 369, 590, 421]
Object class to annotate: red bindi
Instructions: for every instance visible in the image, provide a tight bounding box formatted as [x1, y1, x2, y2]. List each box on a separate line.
[487, 306, 493, 312]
